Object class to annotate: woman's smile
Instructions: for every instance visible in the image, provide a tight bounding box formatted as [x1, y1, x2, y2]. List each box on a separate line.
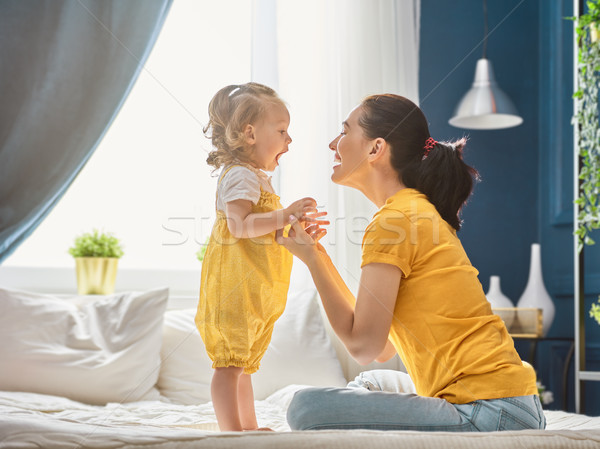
[333, 151, 342, 166]
[329, 106, 368, 184]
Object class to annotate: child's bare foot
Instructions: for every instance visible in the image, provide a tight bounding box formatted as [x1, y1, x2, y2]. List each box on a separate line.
[244, 427, 273, 432]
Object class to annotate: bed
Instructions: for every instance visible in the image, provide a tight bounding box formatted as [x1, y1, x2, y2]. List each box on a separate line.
[1, 264, 600, 449]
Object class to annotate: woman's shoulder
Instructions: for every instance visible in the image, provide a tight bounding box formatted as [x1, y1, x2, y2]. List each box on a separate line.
[368, 189, 420, 226]
[365, 187, 451, 242]
[384, 188, 431, 210]
[376, 188, 438, 221]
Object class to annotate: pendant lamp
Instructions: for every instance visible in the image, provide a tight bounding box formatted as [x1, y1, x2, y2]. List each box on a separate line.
[448, 0, 523, 130]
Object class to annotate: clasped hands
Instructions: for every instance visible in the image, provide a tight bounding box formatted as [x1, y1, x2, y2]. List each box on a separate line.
[277, 197, 328, 262]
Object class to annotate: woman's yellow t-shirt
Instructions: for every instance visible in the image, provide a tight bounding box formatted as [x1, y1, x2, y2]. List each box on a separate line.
[361, 188, 538, 404]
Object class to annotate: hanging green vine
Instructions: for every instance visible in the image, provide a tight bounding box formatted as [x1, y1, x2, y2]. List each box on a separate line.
[571, 1, 600, 327]
[573, 0, 600, 252]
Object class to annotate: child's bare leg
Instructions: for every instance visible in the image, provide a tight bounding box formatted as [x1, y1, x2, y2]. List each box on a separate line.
[211, 366, 243, 431]
[238, 373, 259, 430]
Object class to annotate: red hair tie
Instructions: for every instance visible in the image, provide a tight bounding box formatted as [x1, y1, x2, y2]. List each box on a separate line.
[422, 137, 438, 160]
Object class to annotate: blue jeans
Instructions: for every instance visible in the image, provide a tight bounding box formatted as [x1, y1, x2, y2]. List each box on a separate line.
[287, 370, 546, 431]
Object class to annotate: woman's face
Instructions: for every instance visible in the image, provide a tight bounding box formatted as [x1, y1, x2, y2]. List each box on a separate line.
[329, 106, 372, 187]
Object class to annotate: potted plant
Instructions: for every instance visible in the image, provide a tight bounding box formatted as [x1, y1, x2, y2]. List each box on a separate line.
[68, 229, 124, 294]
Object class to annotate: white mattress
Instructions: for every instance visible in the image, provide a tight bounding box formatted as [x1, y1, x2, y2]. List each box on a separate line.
[1, 386, 600, 449]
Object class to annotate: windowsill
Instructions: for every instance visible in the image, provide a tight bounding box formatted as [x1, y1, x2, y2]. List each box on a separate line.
[0, 265, 200, 298]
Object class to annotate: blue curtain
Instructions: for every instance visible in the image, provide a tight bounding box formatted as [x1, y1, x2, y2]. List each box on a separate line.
[0, 0, 172, 263]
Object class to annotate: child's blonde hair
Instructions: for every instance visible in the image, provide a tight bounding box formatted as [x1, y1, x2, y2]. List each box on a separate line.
[204, 82, 285, 170]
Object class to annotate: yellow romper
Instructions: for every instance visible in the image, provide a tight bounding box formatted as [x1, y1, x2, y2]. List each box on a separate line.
[195, 165, 293, 374]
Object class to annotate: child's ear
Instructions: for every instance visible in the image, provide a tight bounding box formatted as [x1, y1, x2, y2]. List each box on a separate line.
[243, 124, 256, 145]
[368, 138, 387, 162]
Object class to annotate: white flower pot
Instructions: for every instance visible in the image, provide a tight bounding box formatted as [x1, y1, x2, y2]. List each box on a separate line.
[516, 244, 555, 336]
[486, 275, 515, 329]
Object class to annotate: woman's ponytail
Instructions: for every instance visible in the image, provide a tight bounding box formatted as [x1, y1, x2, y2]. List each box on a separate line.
[413, 139, 479, 231]
[358, 94, 479, 231]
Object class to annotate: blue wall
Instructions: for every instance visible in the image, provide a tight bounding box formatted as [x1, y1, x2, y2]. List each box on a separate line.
[420, 0, 600, 414]
[420, 0, 539, 301]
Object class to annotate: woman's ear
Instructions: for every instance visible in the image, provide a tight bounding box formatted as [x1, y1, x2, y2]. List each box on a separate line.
[368, 138, 387, 162]
[243, 124, 256, 145]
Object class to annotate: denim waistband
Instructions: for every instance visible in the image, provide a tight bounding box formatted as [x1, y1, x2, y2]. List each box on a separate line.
[455, 394, 546, 431]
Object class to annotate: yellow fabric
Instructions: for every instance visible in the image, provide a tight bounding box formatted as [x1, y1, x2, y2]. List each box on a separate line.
[361, 188, 538, 404]
[195, 166, 293, 374]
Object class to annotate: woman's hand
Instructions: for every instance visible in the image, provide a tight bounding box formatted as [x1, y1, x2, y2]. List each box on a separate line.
[276, 215, 327, 264]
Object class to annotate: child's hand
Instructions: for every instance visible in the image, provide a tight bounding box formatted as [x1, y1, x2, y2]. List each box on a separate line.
[283, 197, 326, 222]
[284, 197, 318, 222]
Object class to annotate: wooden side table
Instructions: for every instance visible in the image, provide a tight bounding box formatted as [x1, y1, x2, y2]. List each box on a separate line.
[511, 335, 575, 410]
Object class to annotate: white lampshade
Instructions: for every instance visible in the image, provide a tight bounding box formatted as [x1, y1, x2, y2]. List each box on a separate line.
[449, 58, 523, 130]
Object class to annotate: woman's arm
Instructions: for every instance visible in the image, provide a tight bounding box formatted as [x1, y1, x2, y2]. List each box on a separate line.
[375, 339, 397, 363]
[279, 217, 401, 365]
[225, 197, 325, 239]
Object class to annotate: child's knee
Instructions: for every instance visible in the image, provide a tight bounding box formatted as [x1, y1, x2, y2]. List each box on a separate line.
[213, 366, 244, 378]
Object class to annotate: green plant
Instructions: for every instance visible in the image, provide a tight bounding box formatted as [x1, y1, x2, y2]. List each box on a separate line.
[570, 1, 600, 325]
[572, 1, 600, 251]
[68, 229, 124, 258]
[196, 237, 209, 262]
[591, 299, 600, 325]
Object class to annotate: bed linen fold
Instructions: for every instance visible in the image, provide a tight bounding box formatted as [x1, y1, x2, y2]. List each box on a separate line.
[1, 387, 600, 449]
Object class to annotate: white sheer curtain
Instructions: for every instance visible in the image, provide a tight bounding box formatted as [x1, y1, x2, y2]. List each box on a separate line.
[253, 0, 420, 292]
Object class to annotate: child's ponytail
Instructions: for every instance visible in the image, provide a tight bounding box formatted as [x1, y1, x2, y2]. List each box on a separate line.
[204, 85, 238, 166]
[358, 94, 479, 231]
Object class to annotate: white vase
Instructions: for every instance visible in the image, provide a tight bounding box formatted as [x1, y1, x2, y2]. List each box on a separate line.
[516, 243, 555, 336]
[486, 276, 515, 329]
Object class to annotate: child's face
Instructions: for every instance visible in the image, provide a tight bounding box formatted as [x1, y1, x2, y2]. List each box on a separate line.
[248, 102, 291, 172]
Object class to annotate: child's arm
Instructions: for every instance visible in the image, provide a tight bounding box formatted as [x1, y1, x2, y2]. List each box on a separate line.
[225, 197, 319, 239]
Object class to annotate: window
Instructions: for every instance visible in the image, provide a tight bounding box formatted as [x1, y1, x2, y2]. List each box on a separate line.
[4, 0, 252, 272]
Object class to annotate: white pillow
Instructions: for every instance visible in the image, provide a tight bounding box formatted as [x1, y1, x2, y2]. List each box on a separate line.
[0, 287, 168, 405]
[158, 288, 346, 404]
[158, 308, 214, 404]
[254, 288, 347, 398]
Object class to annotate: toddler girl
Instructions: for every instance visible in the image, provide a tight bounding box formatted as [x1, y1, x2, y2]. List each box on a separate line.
[195, 82, 325, 431]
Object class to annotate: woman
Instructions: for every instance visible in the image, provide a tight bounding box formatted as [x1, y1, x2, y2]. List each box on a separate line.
[277, 94, 545, 432]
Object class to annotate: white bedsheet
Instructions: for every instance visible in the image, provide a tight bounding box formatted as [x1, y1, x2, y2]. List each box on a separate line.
[1, 387, 600, 449]
[0, 386, 300, 448]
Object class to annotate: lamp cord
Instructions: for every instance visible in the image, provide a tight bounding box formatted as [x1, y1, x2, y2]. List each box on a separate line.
[483, 0, 488, 58]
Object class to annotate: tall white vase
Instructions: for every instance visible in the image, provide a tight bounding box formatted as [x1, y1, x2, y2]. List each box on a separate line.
[516, 243, 555, 336]
[486, 276, 515, 329]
